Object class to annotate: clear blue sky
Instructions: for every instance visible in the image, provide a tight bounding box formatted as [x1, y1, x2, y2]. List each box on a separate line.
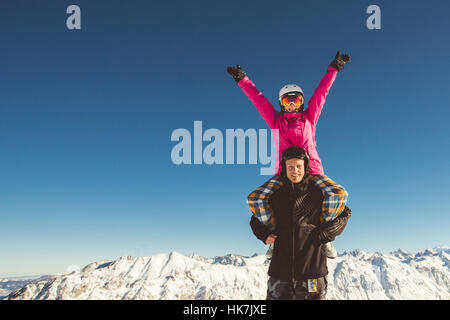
[1, 0, 449, 276]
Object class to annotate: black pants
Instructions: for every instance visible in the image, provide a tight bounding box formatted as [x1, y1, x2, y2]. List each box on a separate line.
[266, 276, 327, 300]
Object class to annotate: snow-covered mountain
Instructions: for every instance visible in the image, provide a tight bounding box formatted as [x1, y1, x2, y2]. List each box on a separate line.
[5, 247, 450, 300]
[0, 275, 57, 299]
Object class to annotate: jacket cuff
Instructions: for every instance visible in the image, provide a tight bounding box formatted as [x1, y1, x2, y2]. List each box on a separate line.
[328, 65, 340, 73]
[261, 230, 272, 245]
[311, 228, 327, 245]
[237, 75, 250, 86]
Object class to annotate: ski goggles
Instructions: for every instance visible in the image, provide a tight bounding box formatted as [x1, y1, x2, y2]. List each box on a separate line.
[281, 94, 304, 108]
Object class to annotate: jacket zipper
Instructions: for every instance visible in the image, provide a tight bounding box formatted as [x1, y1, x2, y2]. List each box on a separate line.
[290, 182, 295, 284]
[292, 215, 295, 284]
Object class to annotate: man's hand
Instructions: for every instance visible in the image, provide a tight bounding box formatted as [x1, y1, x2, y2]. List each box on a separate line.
[329, 51, 351, 71]
[227, 65, 247, 83]
[265, 234, 278, 245]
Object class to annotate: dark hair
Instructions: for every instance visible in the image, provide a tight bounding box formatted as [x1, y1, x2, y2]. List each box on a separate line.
[281, 146, 310, 177]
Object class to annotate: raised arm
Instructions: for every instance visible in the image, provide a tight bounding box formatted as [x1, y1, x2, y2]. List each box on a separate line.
[227, 65, 279, 129]
[304, 51, 350, 128]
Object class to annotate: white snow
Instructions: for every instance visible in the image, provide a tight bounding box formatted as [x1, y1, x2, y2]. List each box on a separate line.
[4, 247, 449, 300]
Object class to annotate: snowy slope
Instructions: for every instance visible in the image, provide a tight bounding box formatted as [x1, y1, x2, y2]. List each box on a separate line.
[0, 275, 53, 299]
[5, 248, 450, 300]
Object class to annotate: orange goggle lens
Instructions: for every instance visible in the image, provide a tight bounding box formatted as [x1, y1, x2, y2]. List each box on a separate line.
[281, 94, 303, 107]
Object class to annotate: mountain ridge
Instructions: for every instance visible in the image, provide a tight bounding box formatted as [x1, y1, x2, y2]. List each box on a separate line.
[4, 247, 449, 300]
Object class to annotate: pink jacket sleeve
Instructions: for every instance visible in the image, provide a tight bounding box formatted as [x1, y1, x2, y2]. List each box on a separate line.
[304, 66, 338, 128]
[237, 76, 279, 129]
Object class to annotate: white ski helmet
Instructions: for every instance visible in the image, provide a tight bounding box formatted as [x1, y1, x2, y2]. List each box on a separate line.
[279, 84, 304, 101]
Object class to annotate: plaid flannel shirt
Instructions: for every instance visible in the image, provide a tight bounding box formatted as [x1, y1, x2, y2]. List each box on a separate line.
[247, 175, 348, 231]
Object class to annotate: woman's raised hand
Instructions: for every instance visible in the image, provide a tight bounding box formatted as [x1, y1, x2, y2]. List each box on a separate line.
[329, 51, 351, 71]
[227, 65, 247, 83]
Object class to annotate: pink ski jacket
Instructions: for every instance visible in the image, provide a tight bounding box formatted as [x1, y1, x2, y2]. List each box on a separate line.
[238, 66, 338, 175]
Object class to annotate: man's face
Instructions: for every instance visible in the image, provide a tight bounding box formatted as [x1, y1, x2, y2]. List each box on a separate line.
[285, 158, 305, 183]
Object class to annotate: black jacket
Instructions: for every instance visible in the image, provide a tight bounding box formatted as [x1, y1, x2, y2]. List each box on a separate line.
[250, 175, 352, 281]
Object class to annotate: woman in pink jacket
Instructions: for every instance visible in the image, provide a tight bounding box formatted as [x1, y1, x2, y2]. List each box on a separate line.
[228, 51, 350, 258]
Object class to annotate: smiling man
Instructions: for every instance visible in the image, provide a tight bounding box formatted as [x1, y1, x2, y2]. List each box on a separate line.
[285, 157, 305, 183]
[250, 146, 352, 300]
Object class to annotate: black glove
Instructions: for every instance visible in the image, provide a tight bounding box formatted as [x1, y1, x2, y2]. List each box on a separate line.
[227, 65, 247, 83]
[329, 51, 351, 71]
[310, 206, 352, 245]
